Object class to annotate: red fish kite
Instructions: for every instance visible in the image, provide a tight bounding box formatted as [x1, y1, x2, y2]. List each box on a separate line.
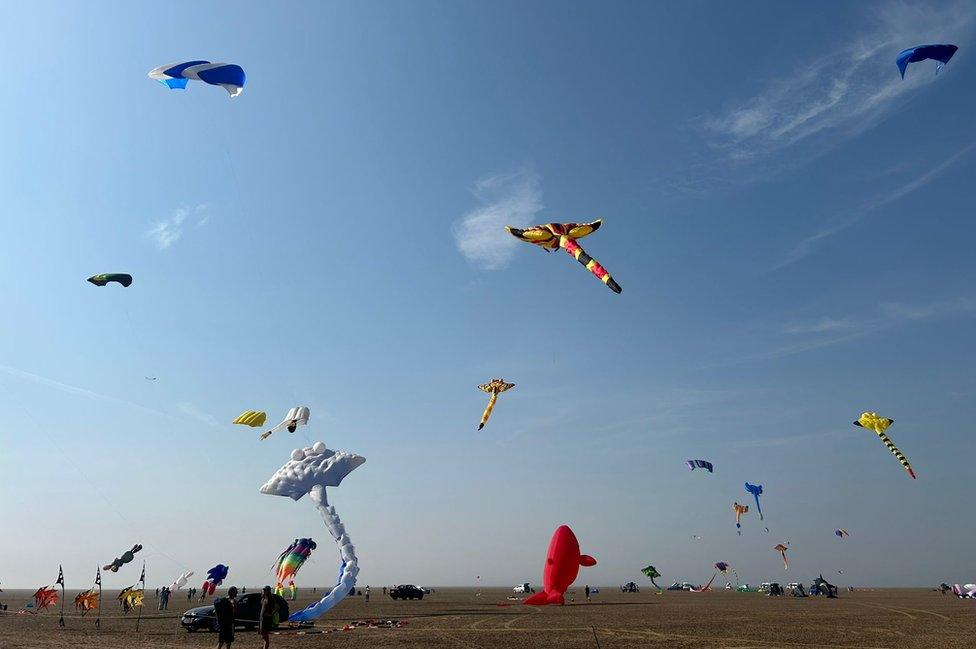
[524, 525, 596, 605]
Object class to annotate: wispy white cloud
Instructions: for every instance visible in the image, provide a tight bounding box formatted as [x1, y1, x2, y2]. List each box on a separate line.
[753, 296, 976, 361]
[880, 296, 976, 321]
[145, 204, 210, 250]
[780, 317, 859, 335]
[732, 430, 847, 449]
[177, 402, 219, 427]
[453, 168, 543, 270]
[0, 363, 172, 421]
[704, 2, 975, 163]
[775, 141, 975, 268]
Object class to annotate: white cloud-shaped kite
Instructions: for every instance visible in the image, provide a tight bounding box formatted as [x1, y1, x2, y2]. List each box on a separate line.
[260, 442, 365, 501]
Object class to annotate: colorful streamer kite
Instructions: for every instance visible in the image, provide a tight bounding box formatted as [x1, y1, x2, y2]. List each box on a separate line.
[274, 538, 317, 600]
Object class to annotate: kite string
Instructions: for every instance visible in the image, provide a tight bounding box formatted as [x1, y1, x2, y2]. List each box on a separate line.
[0, 374, 192, 575]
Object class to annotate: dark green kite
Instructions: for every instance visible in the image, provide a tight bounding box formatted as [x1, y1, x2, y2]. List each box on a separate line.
[87, 273, 132, 287]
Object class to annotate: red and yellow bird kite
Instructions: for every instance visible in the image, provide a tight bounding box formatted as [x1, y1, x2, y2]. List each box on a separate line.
[506, 220, 621, 293]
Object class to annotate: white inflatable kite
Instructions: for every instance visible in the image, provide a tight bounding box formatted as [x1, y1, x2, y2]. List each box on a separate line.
[169, 571, 194, 591]
[261, 406, 311, 440]
[260, 441, 364, 622]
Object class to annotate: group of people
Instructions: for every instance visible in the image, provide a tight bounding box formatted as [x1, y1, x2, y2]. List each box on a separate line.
[154, 587, 171, 610]
[213, 586, 280, 649]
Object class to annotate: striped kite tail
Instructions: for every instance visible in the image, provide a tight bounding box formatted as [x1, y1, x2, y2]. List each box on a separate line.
[479, 392, 498, 430]
[559, 236, 622, 293]
[876, 431, 916, 479]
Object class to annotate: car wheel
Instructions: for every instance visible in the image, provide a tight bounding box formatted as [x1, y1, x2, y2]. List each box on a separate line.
[418, 594, 424, 600]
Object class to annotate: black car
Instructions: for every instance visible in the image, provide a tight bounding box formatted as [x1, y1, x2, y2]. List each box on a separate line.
[389, 584, 424, 600]
[181, 593, 289, 632]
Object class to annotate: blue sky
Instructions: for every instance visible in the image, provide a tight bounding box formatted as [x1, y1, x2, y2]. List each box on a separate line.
[0, 0, 974, 590]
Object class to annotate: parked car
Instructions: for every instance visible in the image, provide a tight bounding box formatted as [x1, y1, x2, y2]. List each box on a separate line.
[181, 593, 289, 632]
[513, 583, 535, 594]
[389, 584, 425, 600]
[620, 582, 639, 593]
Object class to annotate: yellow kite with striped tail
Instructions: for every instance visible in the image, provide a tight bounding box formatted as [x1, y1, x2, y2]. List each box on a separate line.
[854, 412, 916, 479]
[477, 379, 515, 430]
[506, 220, 622, 293]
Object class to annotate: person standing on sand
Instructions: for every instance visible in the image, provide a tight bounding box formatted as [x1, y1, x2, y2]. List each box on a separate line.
[259, 586, 278, 649]
[365, 585, 370, 602]
[215, 586, 238, 649]
[585, 585, 591, 602]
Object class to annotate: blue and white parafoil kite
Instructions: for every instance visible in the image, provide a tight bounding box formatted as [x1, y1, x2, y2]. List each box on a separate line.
[686, 459, 714, 473]
[896, 44, 958, 78]
[148, 61, 246, 97]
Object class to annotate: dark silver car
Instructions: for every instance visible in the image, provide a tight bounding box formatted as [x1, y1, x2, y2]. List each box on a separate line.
[181, 593, 289, 632]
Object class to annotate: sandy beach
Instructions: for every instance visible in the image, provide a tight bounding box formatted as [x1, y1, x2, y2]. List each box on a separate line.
[1, 587, 972, 648]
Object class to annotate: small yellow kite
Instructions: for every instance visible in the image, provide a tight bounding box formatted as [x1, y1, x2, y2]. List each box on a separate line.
[477, 379, 515, 430]
[233, 410, 267, 427]
[854, 412, 916, 479]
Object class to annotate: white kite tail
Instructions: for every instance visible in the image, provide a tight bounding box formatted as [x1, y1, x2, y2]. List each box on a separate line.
[289, 484, 359, 622]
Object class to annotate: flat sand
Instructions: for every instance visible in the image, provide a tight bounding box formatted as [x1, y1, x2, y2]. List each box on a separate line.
[1, 587, 972, 648]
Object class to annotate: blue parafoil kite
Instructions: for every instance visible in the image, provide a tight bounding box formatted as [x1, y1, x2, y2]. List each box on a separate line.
[686, 459, 713, 472]
[896, 44, 958, 78]
[745, 483, 764, 521]
[148, 61, 246, 97]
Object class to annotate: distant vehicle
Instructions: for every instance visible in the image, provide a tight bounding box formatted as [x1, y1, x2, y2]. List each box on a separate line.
[389, 585, 424, 600]
[513, 583, 535, 594]
[181, 593, 289, 632]
[667, 581, 695, 591]
[620, 582, 639, 593]
[788, 582, 801, 590]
